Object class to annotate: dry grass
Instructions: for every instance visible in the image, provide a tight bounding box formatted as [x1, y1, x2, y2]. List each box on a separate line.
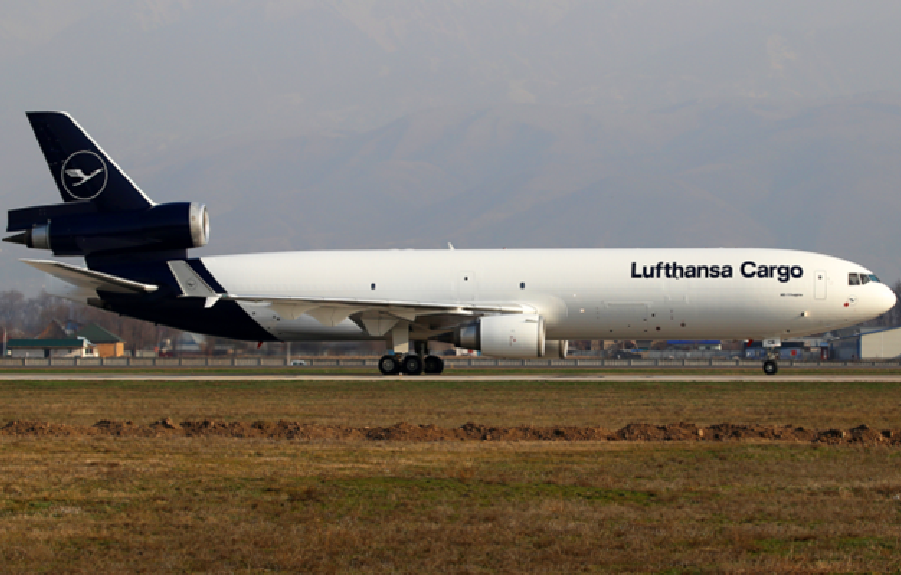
[0, 378, 899, 428]
[1, 379, 901, 571]
[1, 439, 901, 572]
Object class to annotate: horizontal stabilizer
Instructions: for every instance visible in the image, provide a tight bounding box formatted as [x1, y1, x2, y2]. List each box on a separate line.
[21, 259, 158, 294]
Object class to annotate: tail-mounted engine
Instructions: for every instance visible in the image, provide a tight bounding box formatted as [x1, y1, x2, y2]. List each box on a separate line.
[5, 201, 209, 257]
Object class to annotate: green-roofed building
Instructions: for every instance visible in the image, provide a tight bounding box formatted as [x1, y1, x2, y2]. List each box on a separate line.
[7, 338, 92, 358]
[75, 324, 125, 357]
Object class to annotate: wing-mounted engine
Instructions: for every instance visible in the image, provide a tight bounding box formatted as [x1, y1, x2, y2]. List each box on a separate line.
[453, 314, 566, 359]
[5, 201, 209, 257]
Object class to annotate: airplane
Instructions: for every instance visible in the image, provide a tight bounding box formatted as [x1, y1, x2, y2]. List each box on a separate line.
[4, 111, 897, 376]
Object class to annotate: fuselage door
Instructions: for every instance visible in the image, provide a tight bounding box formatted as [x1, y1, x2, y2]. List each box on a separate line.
[815, 270, 827, 300]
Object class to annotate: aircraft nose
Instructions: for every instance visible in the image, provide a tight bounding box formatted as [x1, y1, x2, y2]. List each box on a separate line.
[880, 284, 897, 313]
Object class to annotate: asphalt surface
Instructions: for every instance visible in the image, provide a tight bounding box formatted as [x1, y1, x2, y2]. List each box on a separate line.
[1, 373, 900, 382]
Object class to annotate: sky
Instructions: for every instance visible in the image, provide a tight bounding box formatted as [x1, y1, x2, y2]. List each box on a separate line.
[2, 1, 901, 292]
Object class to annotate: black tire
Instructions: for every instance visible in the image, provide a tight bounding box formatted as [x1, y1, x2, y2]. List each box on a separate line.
[379, 355, 401, 375]
[402, 355, 423, 375]
[763, 360, 778, 376]
[423, 355, 445, 374]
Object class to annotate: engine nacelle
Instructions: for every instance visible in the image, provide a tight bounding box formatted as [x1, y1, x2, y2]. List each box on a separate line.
[545, 339, 569, 359]
[10, 202, 209, 257]
[454, 314, 546, 358]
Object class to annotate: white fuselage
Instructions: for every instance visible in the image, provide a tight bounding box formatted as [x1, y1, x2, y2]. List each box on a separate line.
[199, 248, 896, 342]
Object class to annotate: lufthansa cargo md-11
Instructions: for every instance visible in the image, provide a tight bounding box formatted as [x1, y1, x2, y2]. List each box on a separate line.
[5, 112, 896, 375]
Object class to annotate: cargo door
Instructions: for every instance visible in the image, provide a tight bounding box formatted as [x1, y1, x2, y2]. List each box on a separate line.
[814, 270, 827, 300]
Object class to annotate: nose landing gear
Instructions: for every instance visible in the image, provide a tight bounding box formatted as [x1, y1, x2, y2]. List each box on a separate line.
[756, 338, 782, 376]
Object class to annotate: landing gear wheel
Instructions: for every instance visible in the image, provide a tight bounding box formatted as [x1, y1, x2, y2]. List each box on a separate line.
[423, 355, 444, 374]
[379, 355, 401, 375]
[763, 360, 778, 376]
[401, 355, 423, 376]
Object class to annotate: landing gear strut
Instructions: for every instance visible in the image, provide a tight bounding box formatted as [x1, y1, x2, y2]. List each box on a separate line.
[759, 339, 781, 376]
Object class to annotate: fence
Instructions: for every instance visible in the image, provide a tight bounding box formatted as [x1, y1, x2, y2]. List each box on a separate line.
[0, 357, 899, 368]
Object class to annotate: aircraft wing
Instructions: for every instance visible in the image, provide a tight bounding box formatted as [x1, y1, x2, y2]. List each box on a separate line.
[22, 259, 159, 294]
[166, 259, 531, 333]
[222, 293, 527, 318]
[220, 294, 531, 334]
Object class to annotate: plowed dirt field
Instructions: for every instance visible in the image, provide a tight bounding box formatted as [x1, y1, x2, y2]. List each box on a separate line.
[3, 418, 899, 445]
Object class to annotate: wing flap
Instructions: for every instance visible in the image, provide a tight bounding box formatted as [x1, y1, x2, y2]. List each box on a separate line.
[22, 259, 158, 294]
[223, 294, 531, 331]
[223, 294, 527, 314]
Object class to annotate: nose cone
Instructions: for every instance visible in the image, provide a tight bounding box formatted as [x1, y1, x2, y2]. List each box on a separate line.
[879, 285, 898, 314]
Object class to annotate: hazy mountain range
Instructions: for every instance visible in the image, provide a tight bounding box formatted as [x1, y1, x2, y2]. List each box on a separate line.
[1, 2, 900, 292]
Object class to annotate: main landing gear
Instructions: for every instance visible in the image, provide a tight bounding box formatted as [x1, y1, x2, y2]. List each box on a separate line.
[762, 359, 778, 376]
[378, 354, 445, 376]
[379, 333, 444, 376]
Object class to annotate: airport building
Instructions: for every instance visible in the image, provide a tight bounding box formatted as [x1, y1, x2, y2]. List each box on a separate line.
[6, 337, 95, 358]
[744, 339, 829, 361]
[4, 321, 127, 358]
[829, 326, 901, 360]
[74, 324, 125, 358]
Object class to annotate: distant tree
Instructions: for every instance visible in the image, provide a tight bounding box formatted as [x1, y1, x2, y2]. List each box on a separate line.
[0, 290, 183, 351]
[0, 290, 26, 332]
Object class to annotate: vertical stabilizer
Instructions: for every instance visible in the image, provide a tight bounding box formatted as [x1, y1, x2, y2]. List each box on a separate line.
[26, 111, 154, 211]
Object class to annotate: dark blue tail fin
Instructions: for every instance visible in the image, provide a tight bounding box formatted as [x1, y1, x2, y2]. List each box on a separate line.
[26, 111, 154, 211]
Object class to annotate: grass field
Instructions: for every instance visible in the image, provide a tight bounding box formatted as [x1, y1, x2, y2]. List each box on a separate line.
[1, 378, 901, 571]
[2, 378, 900, 428]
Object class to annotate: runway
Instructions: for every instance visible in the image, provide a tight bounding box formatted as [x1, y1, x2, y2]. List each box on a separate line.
[2, 373, 901, 383]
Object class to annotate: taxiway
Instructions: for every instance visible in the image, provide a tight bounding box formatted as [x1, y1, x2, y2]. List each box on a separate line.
[1, 373, 900, 383]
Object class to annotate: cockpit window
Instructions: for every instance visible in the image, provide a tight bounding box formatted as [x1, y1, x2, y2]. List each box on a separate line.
[860, 274, 870, 285]
[848, 273, 860, 286]
[869, 274, 880, 283]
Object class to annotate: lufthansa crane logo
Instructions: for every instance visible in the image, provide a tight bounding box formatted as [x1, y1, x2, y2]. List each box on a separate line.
[61, 150, 108, 200]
